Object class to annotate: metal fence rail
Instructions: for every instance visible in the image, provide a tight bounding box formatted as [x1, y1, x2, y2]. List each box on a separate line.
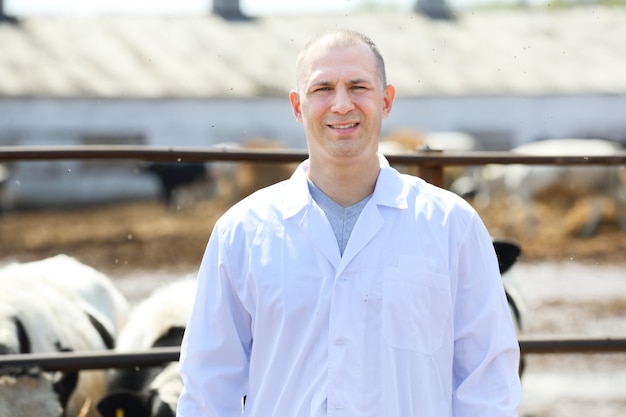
[2, 337, 626, 372]
[2, 145, 626, 188]
[3, 145, 626, 164]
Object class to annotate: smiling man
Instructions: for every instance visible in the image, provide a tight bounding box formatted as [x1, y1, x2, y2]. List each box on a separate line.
[177, 29, 521, 417]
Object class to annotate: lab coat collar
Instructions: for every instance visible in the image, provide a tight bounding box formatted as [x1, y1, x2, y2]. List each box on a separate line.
[281, 154, 409, 220]
[282, 159, 314, 220]
[372, 154, 409, 210]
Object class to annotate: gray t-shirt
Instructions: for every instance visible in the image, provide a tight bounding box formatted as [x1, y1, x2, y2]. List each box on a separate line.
[307, 179, 372, 256]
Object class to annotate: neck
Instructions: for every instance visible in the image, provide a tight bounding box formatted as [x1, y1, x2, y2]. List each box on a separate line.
[307, 154, 380, 207]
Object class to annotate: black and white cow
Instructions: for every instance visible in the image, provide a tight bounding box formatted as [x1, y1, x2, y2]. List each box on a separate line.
[0, 254, 130, 417]
[492, 239, 525, 377]
[97, 276, 196, 417]
[0, 367, 69, 417]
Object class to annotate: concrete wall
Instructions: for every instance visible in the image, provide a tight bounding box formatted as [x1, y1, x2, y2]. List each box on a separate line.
[2, 94, 626, 149]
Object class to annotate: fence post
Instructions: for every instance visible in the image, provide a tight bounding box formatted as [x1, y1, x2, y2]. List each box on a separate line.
[417, 148, 445, 188]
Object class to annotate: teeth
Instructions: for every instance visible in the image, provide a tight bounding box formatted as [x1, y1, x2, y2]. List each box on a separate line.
[332, 123, 357, 129]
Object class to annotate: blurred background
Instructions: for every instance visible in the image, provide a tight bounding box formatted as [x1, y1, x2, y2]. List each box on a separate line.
[1, 2, 625, 416]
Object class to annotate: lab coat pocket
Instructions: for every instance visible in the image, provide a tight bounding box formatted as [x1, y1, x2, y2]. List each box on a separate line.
[383, 256, 451, 354]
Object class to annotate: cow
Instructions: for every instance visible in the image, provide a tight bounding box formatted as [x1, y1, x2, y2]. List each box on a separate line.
[97, 276, 196, 417]
[141, 161, 209, 206]
[141, 139, 296, 210]
[469, 138, 626, 237]
[492, 239, 525, 377]
[1, 367, 69, 417]
[0, 254, 130, 417]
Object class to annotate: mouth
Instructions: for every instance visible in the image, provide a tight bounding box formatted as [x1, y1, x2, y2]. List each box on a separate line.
[328, 122, 359, 131]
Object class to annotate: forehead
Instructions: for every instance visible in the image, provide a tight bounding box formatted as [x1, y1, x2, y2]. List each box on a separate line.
[300, 40, 378, 85]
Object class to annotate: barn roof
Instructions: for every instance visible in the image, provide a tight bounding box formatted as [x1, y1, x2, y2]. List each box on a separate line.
[0, 6, 624, 98]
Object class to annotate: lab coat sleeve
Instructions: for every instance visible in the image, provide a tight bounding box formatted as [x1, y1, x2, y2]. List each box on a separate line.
[451, 214, 522, 417]
[177, 222, 252, 417]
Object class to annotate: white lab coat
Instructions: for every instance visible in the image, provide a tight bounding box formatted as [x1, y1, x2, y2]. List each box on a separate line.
[178, 156, 521, 417]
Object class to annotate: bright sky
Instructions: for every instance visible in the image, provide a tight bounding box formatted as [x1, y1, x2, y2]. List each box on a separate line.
[4, 0, 494, 16]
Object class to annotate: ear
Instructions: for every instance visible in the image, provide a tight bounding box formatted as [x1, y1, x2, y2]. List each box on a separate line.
[289, 90, 303, 123]
[86, 312, 115, 349]
[97, 391, 150, 417]
[51, 370, 78, 410]
[381, 84, 395, 119]
[152, 326, 186, 348]
[14, 316, 31, 354]
[492, 239, 521, 275]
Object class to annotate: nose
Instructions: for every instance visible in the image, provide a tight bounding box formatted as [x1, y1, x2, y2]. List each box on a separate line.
[330, 87, 354, 114]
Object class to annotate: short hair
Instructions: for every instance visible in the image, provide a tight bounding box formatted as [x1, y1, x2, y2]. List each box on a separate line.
[295, 29, 388, 91]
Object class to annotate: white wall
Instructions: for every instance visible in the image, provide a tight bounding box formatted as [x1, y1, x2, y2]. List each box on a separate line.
[1, 94, 625, 149]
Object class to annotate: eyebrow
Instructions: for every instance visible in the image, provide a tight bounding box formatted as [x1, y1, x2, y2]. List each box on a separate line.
[347, 78, 371, 85]
[310, 78, 373, 88]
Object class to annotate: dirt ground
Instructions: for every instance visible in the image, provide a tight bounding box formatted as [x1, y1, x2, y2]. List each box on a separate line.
[0, 198, 222, 276]
[0, 188, 624, 276]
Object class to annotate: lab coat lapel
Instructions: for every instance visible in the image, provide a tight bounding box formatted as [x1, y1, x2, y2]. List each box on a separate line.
[282, 157, 406, 273]
[282, 161, 341, 269]
[338, 201, 384, 274]
[298, 205, 341, 269]
[338, 158, 407, 274]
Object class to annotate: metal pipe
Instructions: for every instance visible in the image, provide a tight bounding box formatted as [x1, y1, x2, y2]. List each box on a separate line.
[3, 145, 625, 189]
[1, 145, 626, 166]
[520, 337, 626, 354]
[0, 347, 180, 372]
[1, 338, 626, 372]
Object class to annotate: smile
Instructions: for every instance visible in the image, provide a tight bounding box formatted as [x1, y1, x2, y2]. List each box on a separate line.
[329, 123, 358, 129]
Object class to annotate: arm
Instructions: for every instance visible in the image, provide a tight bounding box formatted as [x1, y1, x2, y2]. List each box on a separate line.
[177, 223, 252, 417]
[451, 214, 522, 417]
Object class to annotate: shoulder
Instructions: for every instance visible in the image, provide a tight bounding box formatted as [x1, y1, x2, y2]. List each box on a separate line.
[397, 174, 481, 239]
[399, 173, 476, 215]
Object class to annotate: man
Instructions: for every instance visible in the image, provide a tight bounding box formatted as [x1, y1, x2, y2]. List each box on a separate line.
[177, 29, 521, 417]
